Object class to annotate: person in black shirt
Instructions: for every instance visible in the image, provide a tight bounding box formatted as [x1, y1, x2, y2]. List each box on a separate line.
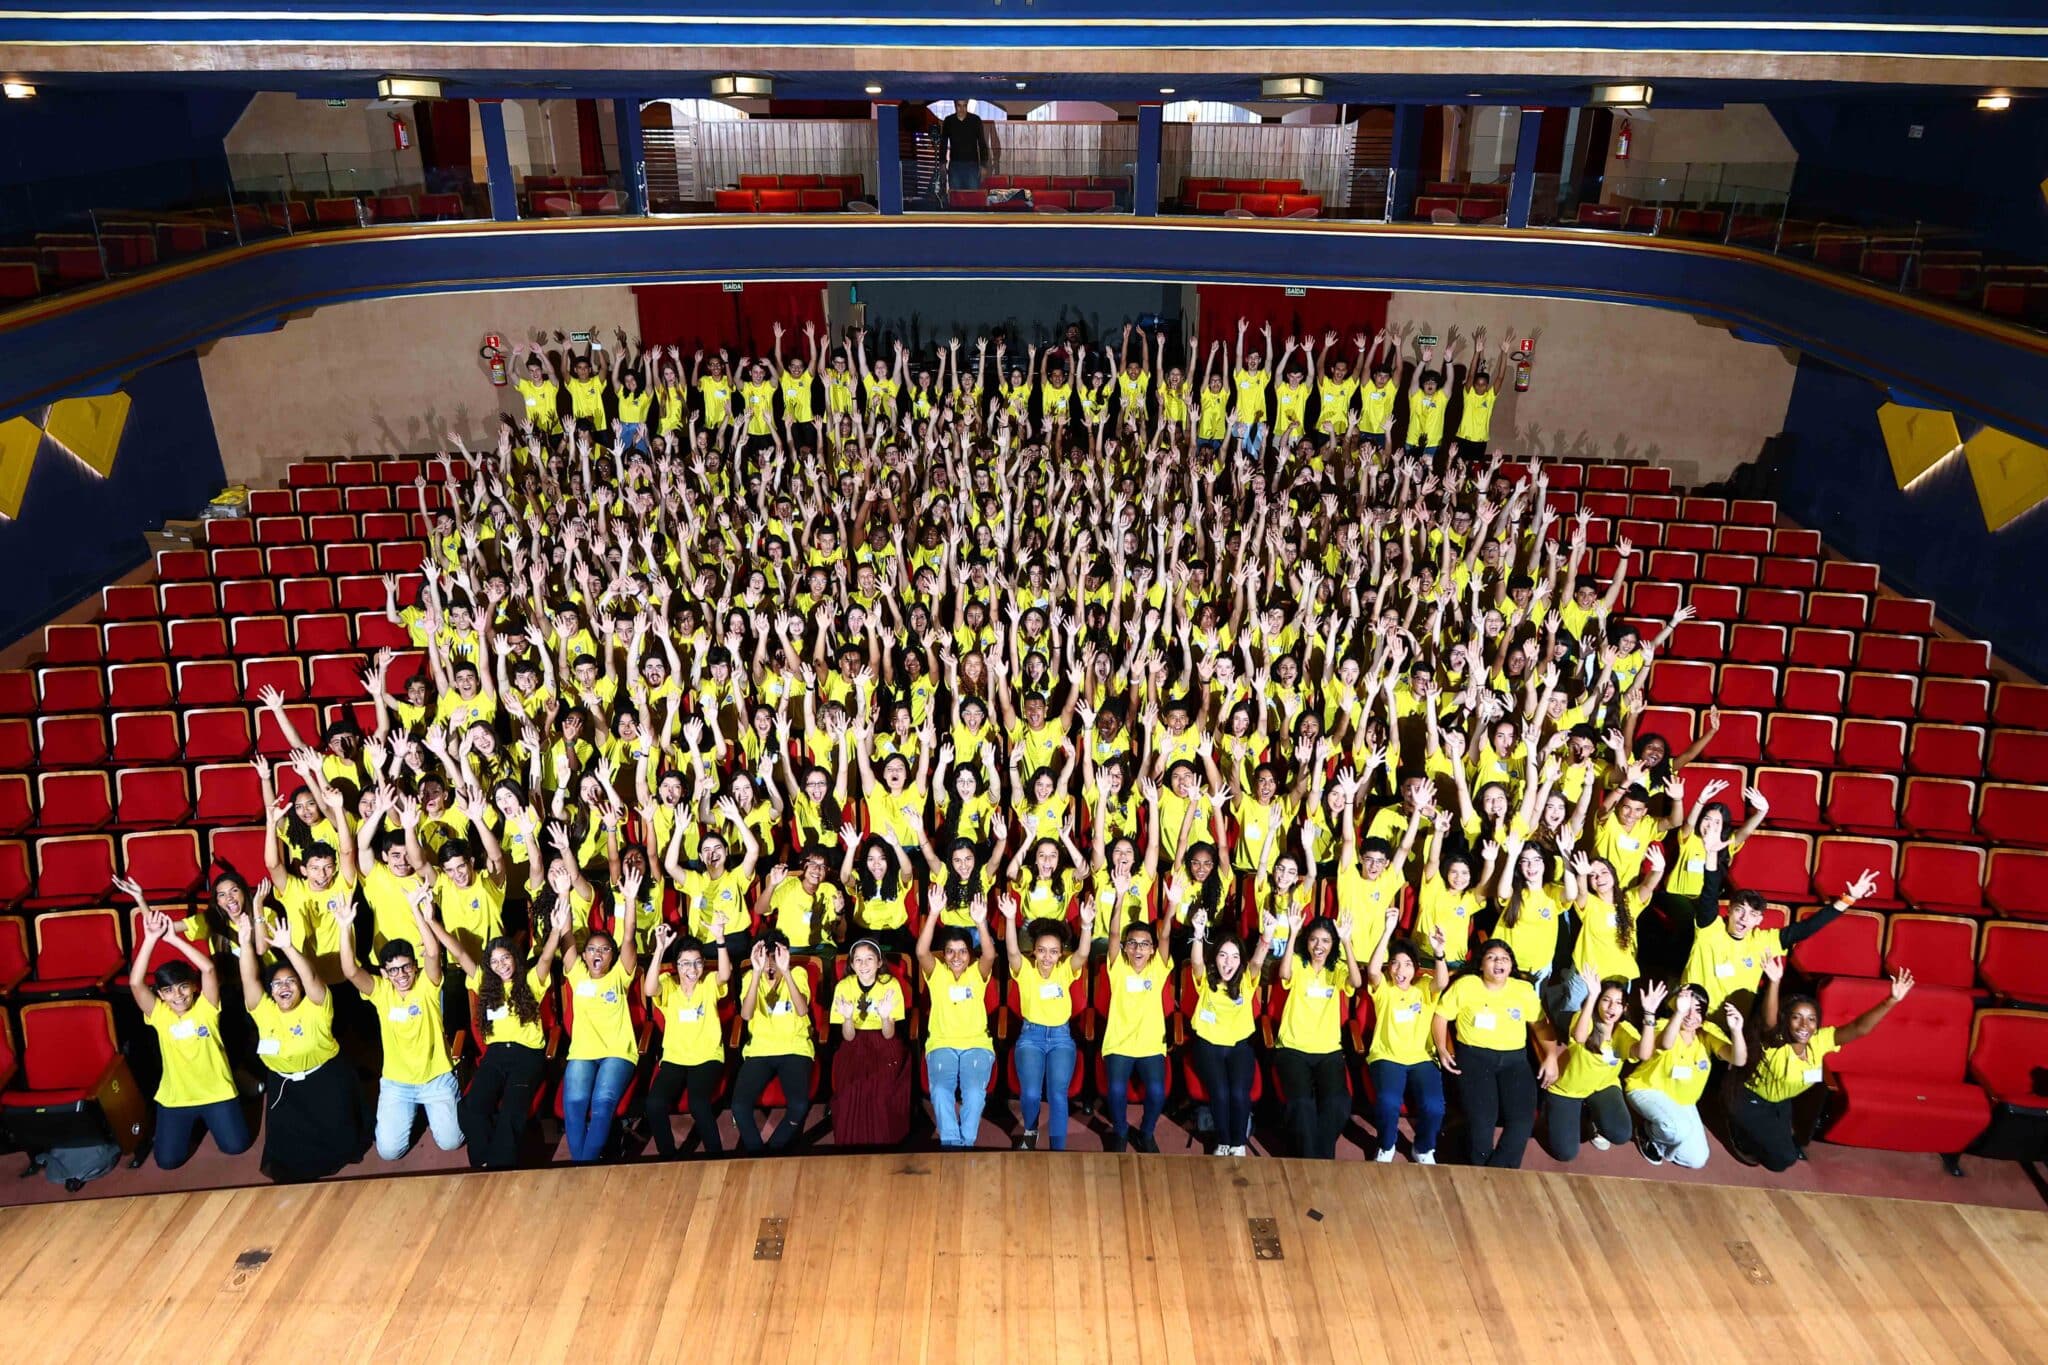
[940, 104, 990, 192]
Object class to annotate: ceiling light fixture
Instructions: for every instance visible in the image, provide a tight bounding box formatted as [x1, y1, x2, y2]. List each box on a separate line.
[1978, 95, 2012, 111]
[1260, 75, 1324, 101]
[2, 81, 34, 100]
[1159, 87, 1176, 95]
[710, 73, 774, 99]
[1589, 82, 1654, 108]
[864, 83, 883, 95]
[1015, 81, 1028, 90]
[375, 76, 441, 100]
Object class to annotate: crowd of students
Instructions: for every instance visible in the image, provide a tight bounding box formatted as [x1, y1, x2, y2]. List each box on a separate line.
[125, 312, 1915, 1182]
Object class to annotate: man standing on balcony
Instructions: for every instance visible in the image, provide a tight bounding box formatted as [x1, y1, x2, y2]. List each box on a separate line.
[941, 101, 991, 193]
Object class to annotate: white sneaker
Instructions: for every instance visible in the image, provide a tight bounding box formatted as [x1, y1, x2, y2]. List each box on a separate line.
[1413, 1150, 1436, 1165]
[1212, 1145, 1231, 1156]
[1373, 1148, 1396, 1163]
[1591, 1135, 1612, 1151]
[1230, 1145, 1248, 1157]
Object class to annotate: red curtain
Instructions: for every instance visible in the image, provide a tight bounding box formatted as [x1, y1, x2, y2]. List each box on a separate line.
[632, 282, 829, 356]
[1193, 285, 1390, 352]
[576, 99, 606, 175]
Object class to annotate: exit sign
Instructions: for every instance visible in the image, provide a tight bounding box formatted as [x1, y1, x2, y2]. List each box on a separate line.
[722, 282, 745, 293]
[1416, 334, 1439, 348]
[325, 99, 348, 108]
[1283, 286, 1306, 297]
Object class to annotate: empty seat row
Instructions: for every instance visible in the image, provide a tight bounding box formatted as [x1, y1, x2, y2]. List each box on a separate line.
[282, 457, 465, 489]
[1641, 708, 2029, 779]
[97, 572, 422, 622]
[1648, 665, 1997, 723]
[1730, 830, 2048, 919]
[151, 541, 427, 583]
[34, 612, 411, 665]
[0, 761, 315, 836]
[0, 700, 376, 769]
[1684, 766, 2048, 848]
[1636, 620, 1993, 678]
[1787, 910, 2048, 1003]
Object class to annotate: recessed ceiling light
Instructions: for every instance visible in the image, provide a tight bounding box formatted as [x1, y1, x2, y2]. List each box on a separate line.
[1589, 82, 1655, 109]
[2, 81, 34, 100]
[1015, 81, 1027, 90]
[710, 73, 774, 99]
[376, 76, 440, 100]
[1978, 95, 2011, 111]
[1260, 76, 1323, 101]
[864, 83, 883, 95]
[1159, 87, 1176, 95]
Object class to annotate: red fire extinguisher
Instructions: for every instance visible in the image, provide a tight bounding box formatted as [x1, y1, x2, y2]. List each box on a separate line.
[480, 334, 507, 387]
[1515, 356, 1532, 392]
[391, 113, 412, 152]
[1615, 117, 1632, 161]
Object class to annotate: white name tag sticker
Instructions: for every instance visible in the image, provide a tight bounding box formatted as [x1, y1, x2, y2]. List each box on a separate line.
[1401, 1003, 1423, 1022]
[678, 1007, 703, 1024]
[769, 998, 794, 1015]
[486, 1006, 508, 1021]
[169, 1021, 198, 1040]
[1473, 1011, 1496, 1031]
[1802, 1066, 1824, 1085]
[1669, 1062, 1694, 1078]
[1307, 984, 1335, 1000]
[575, 980, 598, 997]
[1125, 976, 1155, 993]
[949, 985, 974, 1003]
[387, 1006, 415, 1023]
[1715, 962, 1736, 979]
[255, 1037, 281, 1056]
[1198, 1008, 1218, 1025]
[1599, 1047, 1617, 1065]
[1039, 982, 1065, 1000]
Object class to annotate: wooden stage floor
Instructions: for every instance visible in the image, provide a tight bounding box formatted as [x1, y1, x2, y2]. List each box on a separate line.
[3, 1153, 2044, 1364]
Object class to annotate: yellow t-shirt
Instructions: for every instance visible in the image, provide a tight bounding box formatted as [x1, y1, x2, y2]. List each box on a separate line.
[1414, 875, 1480, 964]
[362, 862, 425, 951]
[1100, 953, 1172, 1059]
[1360, 380, 1398, 434]
[741, 967, 814, 1059]
[470, 966, 547, 1051]
[1623, 1021, 1731, 1106]
[739, 378, 777, 436]
[147, 996, 236, 1106]
[566, 959, 638, 1063]
[1197, 387, 1229, 440]
[1278, 960, 1354, 1054]
[767, 876, 841, 950]
[514, 376, 561, 429]
[654, 974, 727, 1066]
[280, 872, 354, 972]
[830, 973, 906, 1034]
[1408, 388, 1447, 446]
[1016, 959, 1080, 1028]
[1746, 1026, 1837, 1103]
[1683, 921, 1785, 1010]
[1316, 374, 1359, 432]
[369, 971, 451, 1085]
[1366, 979, 1438, 1066]
[435, 873, 505, 964]
[1434, 974, 1542, 1051]
[250, 992, 340, 1075]
[1336, 860, 1408, 934]
[1547, 1030, 1629, 1100]
[565, 373, 607, 420]
[1573, 890, 1646, 985]
[1457, 386, 1498, 441]
[1191, 973, 1258, 1046]
[1232, 368, 1269, 423]
[1492, 886, 1563, 977]
[780, 370, 814, 422]
[924, 963, 993, 1053]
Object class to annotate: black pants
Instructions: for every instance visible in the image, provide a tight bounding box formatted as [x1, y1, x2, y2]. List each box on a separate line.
[1543, 1086, 1632, 1162]
[1730, 1089, 1801, 1172]
[645, 1060, 726, 1156]
[731, 1054, 813, 1153]
[460, 1042, 546, 1169]
[1189, 1036, 1257, 1147]
[1455, 1043, 1538, 1168]
[1274, 1047, 1349, 1159]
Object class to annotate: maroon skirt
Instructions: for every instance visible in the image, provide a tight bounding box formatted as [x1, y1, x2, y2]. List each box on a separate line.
[832, 1028, 912, 1147]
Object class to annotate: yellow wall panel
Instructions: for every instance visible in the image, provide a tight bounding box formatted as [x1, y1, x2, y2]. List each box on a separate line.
[41, 392, 131, 478]
[1964, 426, 2048, 532]
[1875, 401, 1961, 489]
[0, 415, 43, 521]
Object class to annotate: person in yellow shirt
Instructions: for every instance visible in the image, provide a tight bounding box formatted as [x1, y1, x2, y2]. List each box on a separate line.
[1447, 329, 1514, 461]
[335, 892, 464, 1161]
[1272, 341, 1312, 441]
[732, 929, 816, 1153]
[1315, 328, 1364, 437]
[1099, 916, 1174, 1153]
[1363, 906, 1452, 1163]
[1624, 979, 1743, 1168]
[1358, 332, 1399, 450]
[1432, 939, 1559, 1168]
[509, 343, 562, 433]
[124, 888, 251, 1170]
[1544, 967, 1635, 1162]
[231, 896, 364, 1181]
[694, 348, 733, 429]
[824, 938, 913, 1148]
[917, 894, 999, 1148]
[1229, 316, 1273, 456]
[642, 919, 735, 1158]
[564, 349, 608, 431]
[737, 359, 778, 450]
[1405, 340, 1448, 454]
[841, 831, 916, 955]
[554, 868, 644, 1158]
[1730, 957, 1912, 1172]
[438, 899, 571, 1170]
[1003, 896, 1095, 1151]
[1186, 907, 1269, 1156]
[1274, 912, 1362, 1159]
[1195, 356, 1230, 456]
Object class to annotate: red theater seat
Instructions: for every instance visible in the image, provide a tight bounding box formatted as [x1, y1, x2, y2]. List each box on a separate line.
[1819, 978, 1989, 1155]
[1978, 924, 2048, 1005]
[1788, 905, 1883, 981]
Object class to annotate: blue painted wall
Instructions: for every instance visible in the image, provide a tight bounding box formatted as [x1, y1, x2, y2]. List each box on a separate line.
[1776, 357, 2048, 677]
[0, 90, 248, 237]
[1772, 97, 2048, 262]
[0, 353, 226, 647]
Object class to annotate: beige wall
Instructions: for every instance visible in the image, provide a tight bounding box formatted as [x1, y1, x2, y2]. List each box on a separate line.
[1602, 103, 1797, 190]
[197, 286, 641, 486]
[227, 91, 426, 192]
[198, 282, 1793, 488]
[1383, 290, 1796, 485]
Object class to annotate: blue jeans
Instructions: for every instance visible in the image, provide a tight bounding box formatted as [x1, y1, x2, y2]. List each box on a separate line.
[375, 1071, 463, 1160]
[561, 1056, 636, 1162]
[1190, 1036, 1256, 1147]
[1012, 1022, 1077, 1149]
[1103, 1052, 1167, 1141]
[153, 1097, 253, 1170]
[1367, 1059, 1446, 1156]
[619, 421, 650, 454]
[1230, 419, 1268, 457]
[927, 1046, 993, 1147]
